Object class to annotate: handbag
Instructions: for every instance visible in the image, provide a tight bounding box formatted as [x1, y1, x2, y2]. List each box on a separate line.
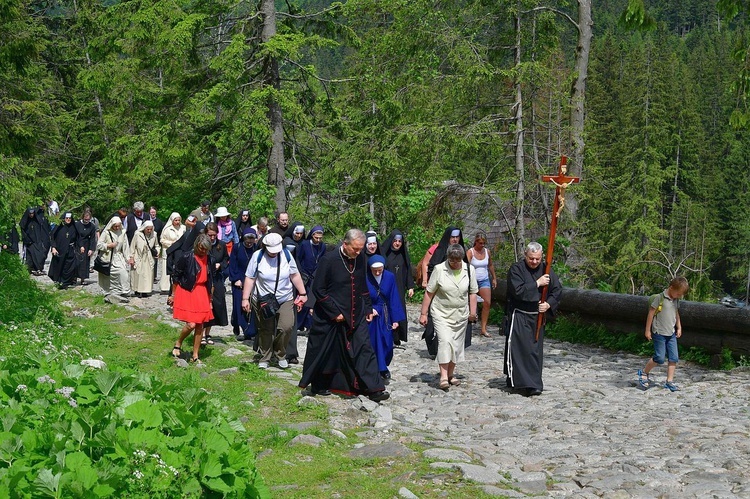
[148, 238, 158, 259]
[256, 253, 282, 320]
[93, 232, 113, 276]
[93, 255, 111, 276]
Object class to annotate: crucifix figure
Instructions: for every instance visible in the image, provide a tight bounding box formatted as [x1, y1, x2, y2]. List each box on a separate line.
[536, 156, 580, 340]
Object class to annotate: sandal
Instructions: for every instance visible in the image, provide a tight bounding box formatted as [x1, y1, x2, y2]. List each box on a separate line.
[205, 336, 215, 345]
[449, 376, 461, 386]
[637, 369, 652, 389]
[439, 378, 450, 391]
[190, 356, 203, 365]
[171, 345, 182, 359]
[480, 331, 491, 338]
[200, 337, 208, 347]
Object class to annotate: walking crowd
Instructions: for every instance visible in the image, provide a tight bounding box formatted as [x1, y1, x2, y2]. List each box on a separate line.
[2, 199, 689, 403]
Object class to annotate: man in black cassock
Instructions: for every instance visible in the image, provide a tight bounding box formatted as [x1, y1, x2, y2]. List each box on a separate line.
[19, 207, 50, 275]
[75, 210, 97, 284]
[48, 212, 80, 288]
[299, 229, 390, 402]
[504, 241, 562, 397]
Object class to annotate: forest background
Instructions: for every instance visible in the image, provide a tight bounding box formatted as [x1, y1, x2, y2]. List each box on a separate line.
[3, 0, 750, 301]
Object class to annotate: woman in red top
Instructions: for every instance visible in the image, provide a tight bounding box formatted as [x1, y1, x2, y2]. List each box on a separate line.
[168, 233, 214, 363]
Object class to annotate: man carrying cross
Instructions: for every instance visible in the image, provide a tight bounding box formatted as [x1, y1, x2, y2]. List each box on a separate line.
[503, 156, 576, 396]
[503, 241, 562, 396]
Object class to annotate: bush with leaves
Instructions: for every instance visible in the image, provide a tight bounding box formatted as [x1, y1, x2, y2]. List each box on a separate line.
[0, 353, 269, 497]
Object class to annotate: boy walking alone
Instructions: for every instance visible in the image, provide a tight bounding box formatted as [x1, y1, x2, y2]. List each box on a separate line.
[637, 276, 689, 391]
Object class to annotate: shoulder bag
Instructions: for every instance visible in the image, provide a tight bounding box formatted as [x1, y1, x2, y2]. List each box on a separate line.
[256, 253, 282, 320]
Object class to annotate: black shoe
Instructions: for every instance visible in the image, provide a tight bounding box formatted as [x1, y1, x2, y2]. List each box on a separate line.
[235, 334, 245, 341]
[368, 390, 390, 402]
[311, 389, 331, 396]
[380, 370, 391, 380]
[286, 357, 299, 365]
[526, 388, 542, 397]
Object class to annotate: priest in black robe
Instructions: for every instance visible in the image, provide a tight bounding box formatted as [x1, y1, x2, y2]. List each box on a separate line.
[20, 207, 50, 275]
[299, 229, 389, 402]
[48, 212, 80, 288]
[75, 211, 97, 284]
[503, 241, 562, 397]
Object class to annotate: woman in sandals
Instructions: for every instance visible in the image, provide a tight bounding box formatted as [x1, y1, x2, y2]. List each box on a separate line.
[418, 244, 478, 391]
[466, 232, 497, 337]
[168, 233, 214, 363]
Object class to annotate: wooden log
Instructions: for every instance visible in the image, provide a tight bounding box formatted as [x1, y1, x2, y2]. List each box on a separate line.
[491, 283, 750, 357]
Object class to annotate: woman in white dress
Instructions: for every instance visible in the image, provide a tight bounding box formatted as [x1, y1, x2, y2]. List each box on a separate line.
[159, 213, 184, 293]
[419, 244, 478, 391]
[130, 220, 159, 297]
[96, 216, 131, 303]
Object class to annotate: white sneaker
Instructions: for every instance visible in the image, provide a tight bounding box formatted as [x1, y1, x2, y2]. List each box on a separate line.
[258, 362, 269, 369]
[278, 359, 289, 369]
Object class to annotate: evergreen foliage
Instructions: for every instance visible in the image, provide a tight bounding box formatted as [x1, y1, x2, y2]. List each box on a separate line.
[2, 0, 750, 298]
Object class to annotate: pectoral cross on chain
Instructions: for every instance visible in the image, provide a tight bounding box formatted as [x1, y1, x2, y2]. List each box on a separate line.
[536, 156, 580, 341]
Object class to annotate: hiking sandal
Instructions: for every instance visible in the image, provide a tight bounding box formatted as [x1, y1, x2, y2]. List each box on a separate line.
[637, 369, 652, 389]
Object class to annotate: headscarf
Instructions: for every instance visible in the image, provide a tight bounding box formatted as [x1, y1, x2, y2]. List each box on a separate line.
[137, 220, 154, 233]
[167, 212, 182, 226]
[284, 221, 305, 240]
[101, 216, 127, 252]
[365, 230, 381, 256]
[381, 229, 412, 263]
[217, 215, 233, 239]
[368, 254, 386, 284]
[428, 226, 465, 270]
[307, 225, 324, 241]
[368, 254, 386, 268]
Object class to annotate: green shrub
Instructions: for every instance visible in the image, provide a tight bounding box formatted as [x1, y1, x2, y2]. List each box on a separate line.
[0, 252, 64, 325]
[548, 315, 740, 370]
[0, 354, 269, 497]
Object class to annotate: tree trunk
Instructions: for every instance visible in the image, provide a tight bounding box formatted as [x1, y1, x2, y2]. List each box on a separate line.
[513, 6, 526, 258]
[489, 282, 750, 357]
[261, 0, 286, 212]
[566, 0, 592, 219]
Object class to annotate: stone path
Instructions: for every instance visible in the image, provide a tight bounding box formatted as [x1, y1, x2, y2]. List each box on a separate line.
[42, 272, 750, 497]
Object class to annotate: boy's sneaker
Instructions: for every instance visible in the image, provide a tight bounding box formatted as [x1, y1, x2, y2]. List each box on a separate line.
[258, 362, 269, 369]
[664, 381, 680, 392]
[278, 359, 289, 369]
[637, 369, 652, 389]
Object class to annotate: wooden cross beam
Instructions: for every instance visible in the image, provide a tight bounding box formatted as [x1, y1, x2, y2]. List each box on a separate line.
[536, 156, 580, 341]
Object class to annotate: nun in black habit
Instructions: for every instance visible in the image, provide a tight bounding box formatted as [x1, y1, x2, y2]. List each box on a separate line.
[20, 207, 50, 275]
[422, 226, 467, 357]
[381, 230, 414, 345]
[48, 212, 80, 288]
[298, 230, 389, 402]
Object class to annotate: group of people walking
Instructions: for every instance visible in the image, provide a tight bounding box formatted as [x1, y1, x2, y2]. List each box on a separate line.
[16, 200, 692, 402]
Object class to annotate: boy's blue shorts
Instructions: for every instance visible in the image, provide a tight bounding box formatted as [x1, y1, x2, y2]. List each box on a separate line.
[652, 333, 679, 364]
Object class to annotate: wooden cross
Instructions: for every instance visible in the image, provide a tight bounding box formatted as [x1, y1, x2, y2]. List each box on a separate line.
[536, 156, 580, 341]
